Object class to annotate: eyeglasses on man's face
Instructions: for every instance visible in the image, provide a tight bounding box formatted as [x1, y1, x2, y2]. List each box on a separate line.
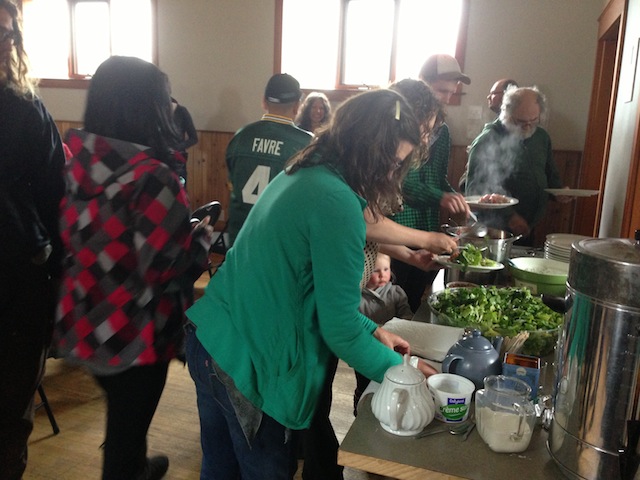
[0, 27, 17, 44]
[512, 116, 540, 127]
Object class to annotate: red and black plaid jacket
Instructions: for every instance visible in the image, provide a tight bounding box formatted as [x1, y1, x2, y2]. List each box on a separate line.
[54, 130, 210, 370]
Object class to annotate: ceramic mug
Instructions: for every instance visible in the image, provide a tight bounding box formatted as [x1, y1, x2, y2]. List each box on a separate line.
[427, 373, 475, 423]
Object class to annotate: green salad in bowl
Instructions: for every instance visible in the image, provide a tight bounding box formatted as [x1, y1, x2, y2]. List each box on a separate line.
[428, 286, 563, 356]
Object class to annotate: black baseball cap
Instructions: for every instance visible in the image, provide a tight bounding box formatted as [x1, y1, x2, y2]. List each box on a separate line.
[264, 73, 302, 104]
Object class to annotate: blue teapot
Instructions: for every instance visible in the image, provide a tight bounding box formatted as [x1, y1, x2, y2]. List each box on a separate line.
[441, 329, 503, 389]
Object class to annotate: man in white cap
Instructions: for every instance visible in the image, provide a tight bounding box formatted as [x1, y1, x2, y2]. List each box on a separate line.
[419, 53, 471, 104]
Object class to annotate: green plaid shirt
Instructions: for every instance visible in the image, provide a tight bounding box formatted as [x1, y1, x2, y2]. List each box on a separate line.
[391, 124, 455, 232]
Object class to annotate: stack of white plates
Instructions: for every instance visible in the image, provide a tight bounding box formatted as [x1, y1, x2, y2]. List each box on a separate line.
[544, 233, 590, 263]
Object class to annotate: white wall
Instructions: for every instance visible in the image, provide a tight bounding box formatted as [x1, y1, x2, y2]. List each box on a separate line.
[38, 0, 277, 132]
[38, 0, 602, 151]
[453, 0, 601, 150]
[600, 0, 640, 237]
[156, 0, 276, 131]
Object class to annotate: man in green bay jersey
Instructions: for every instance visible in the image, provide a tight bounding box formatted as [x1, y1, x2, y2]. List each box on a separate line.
[226, 73, 312, 246]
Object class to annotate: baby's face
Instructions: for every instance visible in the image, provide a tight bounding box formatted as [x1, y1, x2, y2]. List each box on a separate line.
[366, 257, 391, 289]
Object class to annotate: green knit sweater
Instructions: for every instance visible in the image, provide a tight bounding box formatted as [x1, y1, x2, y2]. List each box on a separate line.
[187, 164, 402, 429]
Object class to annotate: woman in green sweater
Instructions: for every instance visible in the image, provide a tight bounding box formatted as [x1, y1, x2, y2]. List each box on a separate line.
[185, 89, 437, 479]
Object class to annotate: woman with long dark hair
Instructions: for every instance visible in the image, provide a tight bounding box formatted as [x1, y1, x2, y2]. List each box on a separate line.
[55, 56, 213, 480]
[295, 91, 331, 133]
[0, 2, 66, 477]
[186, 89, 437, 479]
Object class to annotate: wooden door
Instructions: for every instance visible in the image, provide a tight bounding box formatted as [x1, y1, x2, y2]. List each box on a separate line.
[621, 116, 640, 238]
[573, 0, 625, 237]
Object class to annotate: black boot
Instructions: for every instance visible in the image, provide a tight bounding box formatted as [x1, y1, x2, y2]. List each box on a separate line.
[136, 455, 169, 480]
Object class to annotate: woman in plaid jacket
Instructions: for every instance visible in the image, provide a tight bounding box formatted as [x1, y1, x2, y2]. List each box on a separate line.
[54, 56, 213, 480]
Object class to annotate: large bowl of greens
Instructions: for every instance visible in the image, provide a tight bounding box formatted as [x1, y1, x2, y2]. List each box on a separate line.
[428, 286, 563, 357]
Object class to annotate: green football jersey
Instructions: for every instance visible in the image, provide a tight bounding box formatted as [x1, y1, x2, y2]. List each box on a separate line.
[226, 114, 312, 245]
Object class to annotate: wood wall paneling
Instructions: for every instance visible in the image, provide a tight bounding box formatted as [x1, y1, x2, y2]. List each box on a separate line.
[55, 123, 581, 248]
[55, 120, 83, 139]
[185, 131, 233, 230]
[55, 121, 233, 231]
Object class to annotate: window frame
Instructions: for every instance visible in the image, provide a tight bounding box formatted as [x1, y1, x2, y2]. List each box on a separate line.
[20, 0, 158, 89]
[274, 0, 469, 105]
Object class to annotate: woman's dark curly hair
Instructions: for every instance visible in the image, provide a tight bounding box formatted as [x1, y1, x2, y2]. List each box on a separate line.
[0, 0, 37, 97]
[286, 89, 420, 219]
[390, 79, 440, 126]
[389, 78, 443, 165]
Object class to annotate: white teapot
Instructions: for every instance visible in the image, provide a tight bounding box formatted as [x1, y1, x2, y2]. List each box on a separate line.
[371, 354, 435, 436]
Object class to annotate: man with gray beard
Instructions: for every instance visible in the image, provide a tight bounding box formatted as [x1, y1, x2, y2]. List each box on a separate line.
[465, 86, 570, 244]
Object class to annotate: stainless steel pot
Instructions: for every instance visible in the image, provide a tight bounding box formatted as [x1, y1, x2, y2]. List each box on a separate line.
[441, 224, 522, 264]
[443, 264, 498, 286]
[548, 235, 640, 480]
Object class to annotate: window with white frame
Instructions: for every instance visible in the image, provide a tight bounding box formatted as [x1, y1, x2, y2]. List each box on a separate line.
[21, 0, 154, 81]
[279, 0, 467, 91]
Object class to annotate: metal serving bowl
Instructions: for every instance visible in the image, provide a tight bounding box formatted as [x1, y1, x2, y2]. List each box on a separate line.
[441, 224, 522, 264]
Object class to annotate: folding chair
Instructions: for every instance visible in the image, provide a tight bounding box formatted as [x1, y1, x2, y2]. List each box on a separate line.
[190, 200, 222, 226]
[210, 221, 228, 256]
[191, 201, 226, 276]
[36, 384, 60, 435]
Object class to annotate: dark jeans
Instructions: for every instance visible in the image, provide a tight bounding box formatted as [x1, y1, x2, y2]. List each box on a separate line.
[0, 264, 56, 480]
[353, 371, 370, 416]
[300, 354, 343, 480]
[186, 330, 297, 480]
[391, 259, 439, 312]
[94, 362, 169, 480]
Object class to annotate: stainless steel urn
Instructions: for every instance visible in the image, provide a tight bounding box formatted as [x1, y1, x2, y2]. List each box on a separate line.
[548, 236, 640, 480]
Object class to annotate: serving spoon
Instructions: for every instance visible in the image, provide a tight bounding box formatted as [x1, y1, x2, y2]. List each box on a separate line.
[414, 420, 474, 439]
[466, 211, 488, 238]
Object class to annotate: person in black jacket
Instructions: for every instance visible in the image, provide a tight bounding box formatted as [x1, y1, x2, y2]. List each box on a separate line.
[0, 2, 66, 479]
[171, 97, 198, 186]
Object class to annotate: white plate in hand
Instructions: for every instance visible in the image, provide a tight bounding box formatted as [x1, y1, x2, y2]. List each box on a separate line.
[544, 188, 599, 197]
[434, 255, 504, 272]
[464, 195, 519, 209]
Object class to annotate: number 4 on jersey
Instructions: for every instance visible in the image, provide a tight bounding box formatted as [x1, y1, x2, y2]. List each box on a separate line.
[241, 165, 271, 205]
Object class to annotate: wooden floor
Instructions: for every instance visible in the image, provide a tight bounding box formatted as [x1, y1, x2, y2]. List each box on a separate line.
[25, 357, 378, 479]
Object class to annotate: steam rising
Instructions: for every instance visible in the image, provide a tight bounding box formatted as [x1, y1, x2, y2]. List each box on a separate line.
[466, 126, 528, 197]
